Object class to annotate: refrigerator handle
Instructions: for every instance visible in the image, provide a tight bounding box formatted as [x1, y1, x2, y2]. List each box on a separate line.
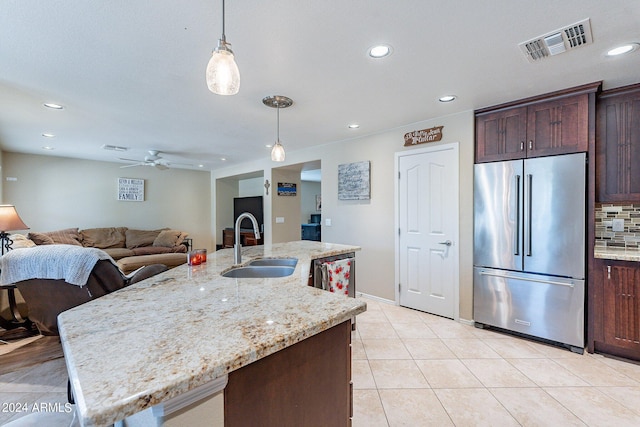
[514, 175, 520, 256]
[527, 173, 533, 257]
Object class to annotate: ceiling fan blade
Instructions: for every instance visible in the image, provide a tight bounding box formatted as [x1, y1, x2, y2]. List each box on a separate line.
[155, 163, 169, 170]
[167, 161, 194, 166]
[119, 157, 143, 162]
[119, 163, 143, 168]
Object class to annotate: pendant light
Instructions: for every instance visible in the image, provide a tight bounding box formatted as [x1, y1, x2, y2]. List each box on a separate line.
[206, 0, 240, 95]
[263, 96, 293, 162]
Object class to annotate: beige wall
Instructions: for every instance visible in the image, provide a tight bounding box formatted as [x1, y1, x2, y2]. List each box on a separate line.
[215, 177, 238, 245]
[211, 110, 475, 321]
[0, 149, 3, 202]
[2, 152, 213, 250]
[271, 169, 302, 243]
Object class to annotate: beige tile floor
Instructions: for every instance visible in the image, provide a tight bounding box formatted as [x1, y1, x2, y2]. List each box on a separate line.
[2, 296, 640, 426]
[352, 297, 640, 427]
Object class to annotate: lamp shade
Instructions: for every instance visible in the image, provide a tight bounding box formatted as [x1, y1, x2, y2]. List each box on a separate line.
[0, 205, 29, 232]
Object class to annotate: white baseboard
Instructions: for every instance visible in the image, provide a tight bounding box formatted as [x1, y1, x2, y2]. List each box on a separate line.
[356, 292, 475, 326]
[355, 291, 396, 305]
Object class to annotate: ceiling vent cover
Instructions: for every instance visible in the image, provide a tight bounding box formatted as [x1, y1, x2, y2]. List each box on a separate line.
[519, 18, 593, 62]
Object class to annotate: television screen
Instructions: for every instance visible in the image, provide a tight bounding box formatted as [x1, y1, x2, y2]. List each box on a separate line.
[233, 196, 263, 231]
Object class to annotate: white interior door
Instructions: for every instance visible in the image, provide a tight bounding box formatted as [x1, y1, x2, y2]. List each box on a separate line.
[396, 143, 459, 319]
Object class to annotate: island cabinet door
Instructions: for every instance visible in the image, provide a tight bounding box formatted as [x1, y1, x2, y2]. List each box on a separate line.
[224, 320, 352, 426]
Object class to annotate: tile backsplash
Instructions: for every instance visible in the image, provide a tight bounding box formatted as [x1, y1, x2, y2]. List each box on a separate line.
[595, 203, 640, 249]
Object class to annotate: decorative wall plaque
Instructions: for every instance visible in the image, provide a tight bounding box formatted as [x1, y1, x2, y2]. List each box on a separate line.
[403, 126, 444, 146]
[118, 178, 145, 201]
[277, 182, 297, 196]
[338, 161, 370, 200]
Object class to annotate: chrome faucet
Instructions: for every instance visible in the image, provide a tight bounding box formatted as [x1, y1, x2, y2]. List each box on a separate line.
[234, 212, 261, 265]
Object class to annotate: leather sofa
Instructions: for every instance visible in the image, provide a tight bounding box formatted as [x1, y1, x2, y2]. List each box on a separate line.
[25, 227, 189, 273]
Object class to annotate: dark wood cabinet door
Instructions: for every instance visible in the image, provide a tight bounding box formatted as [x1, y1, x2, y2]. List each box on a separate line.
[596, 84, 640, 202]
[602, 261, 640, 355]
[225, 321, 352, 427]
[475, 107, 527, 162]
[527, 94, 589, 157]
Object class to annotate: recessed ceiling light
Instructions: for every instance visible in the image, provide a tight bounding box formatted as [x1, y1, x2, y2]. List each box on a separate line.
[220, 158, 226, 161]
[348, 124, 360, 129]
[42, 133, 55, 138]
[368, 45, 392, 58]
[42, 146, 55, 150]
[43, 103, 64, 110]
[606, 43, 640, 56]
[265, 144, 272, 148]
[439, 95, 457, 103]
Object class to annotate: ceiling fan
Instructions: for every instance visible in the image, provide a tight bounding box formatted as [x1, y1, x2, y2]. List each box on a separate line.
[119, 150, 190, 170]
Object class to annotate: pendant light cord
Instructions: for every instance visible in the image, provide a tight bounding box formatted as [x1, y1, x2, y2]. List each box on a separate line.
[276, 104, 280, 142]
[221, 0, 226, 42]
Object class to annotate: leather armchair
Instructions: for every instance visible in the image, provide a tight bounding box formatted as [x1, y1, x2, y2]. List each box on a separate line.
[15, 260, 167, 335]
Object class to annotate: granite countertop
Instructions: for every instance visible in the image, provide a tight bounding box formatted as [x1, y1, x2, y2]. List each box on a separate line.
[594, 246, 640, 262]
[58, 241, 365, 427]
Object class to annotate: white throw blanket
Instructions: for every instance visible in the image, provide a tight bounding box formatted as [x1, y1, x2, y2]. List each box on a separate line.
[0, 245, 116, 287]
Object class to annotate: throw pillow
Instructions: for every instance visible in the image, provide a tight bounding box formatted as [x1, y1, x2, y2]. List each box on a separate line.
[28, 228, 82, 246]
[9, 234, 37, 249]
[125, 228, 167, 249]
[153, 230, 184, 248]
[81, 227, 127, 249]
[27, 232, 55, 245]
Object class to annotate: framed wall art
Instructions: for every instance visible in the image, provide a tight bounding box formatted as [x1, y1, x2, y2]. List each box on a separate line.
[117, 177, 145, 202]
[338, 161, 370, 200]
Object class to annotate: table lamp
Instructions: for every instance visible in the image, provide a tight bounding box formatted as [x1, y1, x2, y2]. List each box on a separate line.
[0, 205, 29, 255]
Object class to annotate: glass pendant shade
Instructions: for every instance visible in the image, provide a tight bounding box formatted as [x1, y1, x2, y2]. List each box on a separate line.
[271, 140, 286, 162]
[206, 43, 240, 95]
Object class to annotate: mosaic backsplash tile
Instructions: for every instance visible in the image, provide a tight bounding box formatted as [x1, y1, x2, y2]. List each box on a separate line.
[595, 203, 640, 250]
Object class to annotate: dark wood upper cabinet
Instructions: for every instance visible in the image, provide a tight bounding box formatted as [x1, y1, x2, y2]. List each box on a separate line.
[475, 107, 527, 162]
[596, 83, 640, 202]
[527, 94, 589, 156]
[475, 82, 599, 163]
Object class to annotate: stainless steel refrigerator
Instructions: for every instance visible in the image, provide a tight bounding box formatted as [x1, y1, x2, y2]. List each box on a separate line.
[473, 153, 586, 352]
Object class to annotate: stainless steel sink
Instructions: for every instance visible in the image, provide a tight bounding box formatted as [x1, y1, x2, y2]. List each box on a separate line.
[222, 265, 296, 278]
[248, 257, 298, 267]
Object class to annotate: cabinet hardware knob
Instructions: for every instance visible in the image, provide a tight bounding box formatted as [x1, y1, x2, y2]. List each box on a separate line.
[520, 141, 524, 151]
[607, 265, 611, 280]
[529, 140, 533, 150]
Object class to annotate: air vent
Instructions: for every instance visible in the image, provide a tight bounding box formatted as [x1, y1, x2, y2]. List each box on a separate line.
[102, 144, 129, 152]
[519, 18, 593, 62]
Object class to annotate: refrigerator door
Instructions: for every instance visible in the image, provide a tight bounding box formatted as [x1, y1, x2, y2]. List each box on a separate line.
[523, 153, 586, 279]
[473, 267, 585, 349]
[474, 160, 523, 271]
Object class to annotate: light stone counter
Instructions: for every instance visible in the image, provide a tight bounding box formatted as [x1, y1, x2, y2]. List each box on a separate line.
[58, 241, 365, 427]
[594, 246, 640, 262]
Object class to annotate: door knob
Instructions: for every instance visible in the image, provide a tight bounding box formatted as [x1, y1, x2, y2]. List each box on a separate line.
[438, 240, 452, 246]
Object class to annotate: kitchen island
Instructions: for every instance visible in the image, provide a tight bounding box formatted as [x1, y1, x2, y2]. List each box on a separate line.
[58, 241, 365, 427]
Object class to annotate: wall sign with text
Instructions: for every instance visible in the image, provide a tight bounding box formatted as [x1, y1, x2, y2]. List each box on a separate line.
[404, 126, 443, 146]
[118, 178, 145, 202]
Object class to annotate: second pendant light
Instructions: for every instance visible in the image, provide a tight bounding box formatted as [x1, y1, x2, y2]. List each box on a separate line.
[263, 95, 293, 162]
